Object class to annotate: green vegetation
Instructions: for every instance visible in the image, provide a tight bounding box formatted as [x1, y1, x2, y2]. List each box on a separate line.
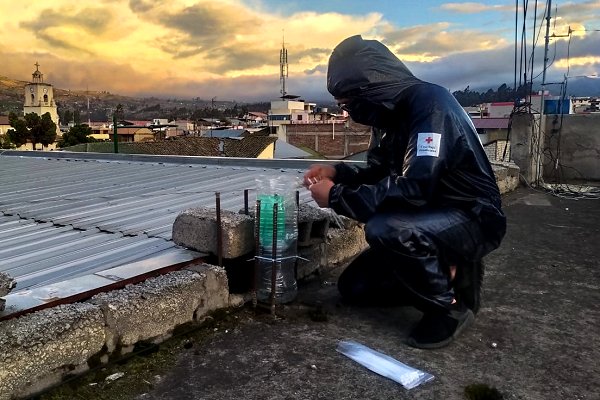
[36, 308, 243, 400]
[6, 112, 57, 149]
[452, 83, 531, 107]
[59, 124, 96, 148]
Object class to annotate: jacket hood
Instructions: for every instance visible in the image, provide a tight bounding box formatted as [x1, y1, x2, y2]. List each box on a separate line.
[327, 35, 422, 110]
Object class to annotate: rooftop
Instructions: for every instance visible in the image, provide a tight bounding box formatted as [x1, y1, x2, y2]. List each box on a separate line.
[2, 150, 595, 400]
[26, 184, 600, 400]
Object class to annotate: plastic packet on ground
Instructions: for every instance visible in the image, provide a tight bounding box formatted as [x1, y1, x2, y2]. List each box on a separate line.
[336, 340, 434, 389]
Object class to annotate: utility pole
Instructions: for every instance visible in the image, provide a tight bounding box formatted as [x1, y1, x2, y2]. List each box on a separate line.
[113, 104, 122, 153]
[535, 0, 552, 186]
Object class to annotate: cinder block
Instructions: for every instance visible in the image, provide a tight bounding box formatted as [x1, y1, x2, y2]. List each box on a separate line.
[296, 224, 368, 280]
[0, 272, 15, 297]
[0, 303, 106, 400]
[88, 266, 229, 349]
[297, 204, 331, 246]
[173, 207, 254, 259]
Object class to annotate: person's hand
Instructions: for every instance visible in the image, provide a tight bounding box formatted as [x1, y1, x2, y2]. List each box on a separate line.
[303, 164, 336, 188]
[309, 179, 334, 207]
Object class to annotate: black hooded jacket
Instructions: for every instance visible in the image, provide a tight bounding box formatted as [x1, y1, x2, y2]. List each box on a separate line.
[326, 36, 504, 228]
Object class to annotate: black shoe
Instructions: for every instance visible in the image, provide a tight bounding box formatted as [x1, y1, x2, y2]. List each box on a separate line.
[455, 260, 485, 314]
[406, 306, 474, 349]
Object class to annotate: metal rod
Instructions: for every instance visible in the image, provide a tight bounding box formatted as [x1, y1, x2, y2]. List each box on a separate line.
[244, 189, 249, 215]
[294, 190, 299, 279]
[252, 199, 261, 308]
[270, 202, 278, 314]
[215, 192, 223, 268]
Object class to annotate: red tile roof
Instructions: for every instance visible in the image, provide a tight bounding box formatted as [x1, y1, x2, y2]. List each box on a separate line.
[114, 136, 278, 158]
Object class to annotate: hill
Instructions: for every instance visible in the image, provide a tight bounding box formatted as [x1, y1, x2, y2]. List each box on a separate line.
[0, 76, 265, 122]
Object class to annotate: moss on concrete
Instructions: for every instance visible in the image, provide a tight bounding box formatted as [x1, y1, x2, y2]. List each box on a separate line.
[35, 307, 244, 400]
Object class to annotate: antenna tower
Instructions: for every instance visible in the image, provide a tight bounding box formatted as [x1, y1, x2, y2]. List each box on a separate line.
[279, 33, 288, 97]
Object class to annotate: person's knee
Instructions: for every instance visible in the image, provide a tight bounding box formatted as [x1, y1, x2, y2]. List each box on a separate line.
[364, 214, 422, 254]
[364, 214, 400, 246]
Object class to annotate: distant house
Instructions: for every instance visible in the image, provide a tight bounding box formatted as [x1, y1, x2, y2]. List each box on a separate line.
[0, 116, 11, 136]
[471, 118, 510, 143]
[283, 120, 372, 159]
[202, 129, 246, 138]
[88, 122, 112, 141]
[243, 112, 268, 126]
[115, 126, 154, 142]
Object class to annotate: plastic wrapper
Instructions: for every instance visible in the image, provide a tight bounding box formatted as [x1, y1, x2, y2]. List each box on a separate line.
[255, 175, 299, 303]
[337, 340, 434, 389]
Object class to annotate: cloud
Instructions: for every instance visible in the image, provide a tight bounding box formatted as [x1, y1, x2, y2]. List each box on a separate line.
[2, 0, 597, 104]
[128, 0, 160, 13]
[19, 7, 117, 53]
[382, 23, 507, 61]
[304, 64, 327, 75]
[440, 2, 514, 14]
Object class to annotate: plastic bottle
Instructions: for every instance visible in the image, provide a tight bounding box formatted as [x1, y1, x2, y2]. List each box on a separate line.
[255, 178, 298, 304]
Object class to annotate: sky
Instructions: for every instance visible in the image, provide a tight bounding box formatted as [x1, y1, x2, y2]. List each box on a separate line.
[0, 0, 598, 103]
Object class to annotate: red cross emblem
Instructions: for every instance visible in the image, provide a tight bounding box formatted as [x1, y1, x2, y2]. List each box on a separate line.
[425, 136, 433, 144]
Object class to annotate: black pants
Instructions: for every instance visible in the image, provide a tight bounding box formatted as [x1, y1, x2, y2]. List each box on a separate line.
[338, 207, 505, 313]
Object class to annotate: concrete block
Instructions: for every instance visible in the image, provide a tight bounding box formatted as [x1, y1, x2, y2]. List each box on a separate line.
[326, 224, 368, 267]
[173, 207, 254, 259]
[296, 224, 367, 280]
[88, 266, 229, 349]
[0, 272, 15, 298]
[0, 303, 106, 400]
[491, 161, 521, 194]
[298, 204, 331, 246]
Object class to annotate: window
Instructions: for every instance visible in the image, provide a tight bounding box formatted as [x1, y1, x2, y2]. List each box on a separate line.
[268, 115, 290, 121]
[43, 94, 48, 103]
[31, 94, 35, 103]
[297, 115, 303, 121]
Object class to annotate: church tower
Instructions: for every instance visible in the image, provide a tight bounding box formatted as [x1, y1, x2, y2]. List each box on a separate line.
[23, 62, 61, 136]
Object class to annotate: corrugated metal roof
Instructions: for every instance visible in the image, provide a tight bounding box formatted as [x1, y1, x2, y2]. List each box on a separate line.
[472, 118, 510, 129]
[1, 151, 329, 297]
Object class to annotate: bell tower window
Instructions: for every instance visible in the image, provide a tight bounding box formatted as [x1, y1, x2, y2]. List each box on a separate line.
[43, 94, 48, 103]
[31, 93, 35, 103]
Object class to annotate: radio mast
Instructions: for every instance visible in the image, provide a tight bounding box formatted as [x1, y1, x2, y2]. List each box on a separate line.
[279, 32, 288, 97]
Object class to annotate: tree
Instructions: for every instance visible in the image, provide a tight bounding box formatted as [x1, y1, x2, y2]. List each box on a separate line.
[0, 133, 15, 149]
[7, 112, 57, 150]
[59, 124, 94, 147]
[24, 112, 57, 149]
[6, 112, 29, 148]
[62, 109, 74, 124]
[73, 109, 81, 125]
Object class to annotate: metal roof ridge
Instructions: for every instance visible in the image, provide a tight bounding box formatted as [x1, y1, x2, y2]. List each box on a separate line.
[0, 150, 363, 169]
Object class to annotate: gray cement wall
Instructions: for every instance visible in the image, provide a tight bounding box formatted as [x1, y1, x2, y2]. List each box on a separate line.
[509, 113, 542, 184]
[0, 264, 230, 400]
[543, 113, 600, 181]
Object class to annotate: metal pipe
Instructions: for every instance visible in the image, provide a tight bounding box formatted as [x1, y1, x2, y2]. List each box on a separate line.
[252, 199, 260, 308]
[294, 190, 299, 279]
[244, 189, 249, 215]
[270, 202, 278, 314]
[215, 192, 223, 268]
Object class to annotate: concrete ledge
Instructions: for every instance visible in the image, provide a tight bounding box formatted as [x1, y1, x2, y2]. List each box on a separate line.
[492, 161, 520, 194]
[89, 266, 229, 350]
[0, 263, 231, 400]
[173, 208, 254, 259]
[0, 303, 106, 400]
